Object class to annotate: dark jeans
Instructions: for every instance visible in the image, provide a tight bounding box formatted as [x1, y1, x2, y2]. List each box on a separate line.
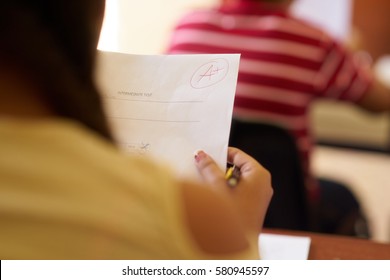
[312, 178, 371, 238]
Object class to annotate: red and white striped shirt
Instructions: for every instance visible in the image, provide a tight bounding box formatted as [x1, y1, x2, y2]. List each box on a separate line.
[166, 2, 372, 199]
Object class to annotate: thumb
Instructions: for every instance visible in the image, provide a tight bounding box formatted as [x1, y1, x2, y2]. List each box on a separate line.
[194, 150, 226, 187]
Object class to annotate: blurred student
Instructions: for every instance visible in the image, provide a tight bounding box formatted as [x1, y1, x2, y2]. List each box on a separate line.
[0, 0, 273, 259]
[166, 0, 390, 231]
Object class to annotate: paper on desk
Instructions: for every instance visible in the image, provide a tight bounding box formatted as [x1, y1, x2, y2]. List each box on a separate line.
[259, 233, 311, 260]
[96, 51, 240, 179]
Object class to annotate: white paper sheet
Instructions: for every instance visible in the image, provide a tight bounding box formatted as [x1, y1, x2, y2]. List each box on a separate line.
[96, 51, 240, 179]
[259, 233, 311, 260]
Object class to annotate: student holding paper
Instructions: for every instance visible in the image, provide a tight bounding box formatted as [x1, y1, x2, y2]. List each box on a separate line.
[0, 0, 272, 259]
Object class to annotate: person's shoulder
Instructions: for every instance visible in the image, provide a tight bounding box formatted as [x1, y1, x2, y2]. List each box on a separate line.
[176, 8, 220, 23]
[285, 13, 335, 44]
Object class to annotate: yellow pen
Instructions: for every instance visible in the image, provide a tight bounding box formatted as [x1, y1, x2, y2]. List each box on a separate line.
[225, 164, 240, 187]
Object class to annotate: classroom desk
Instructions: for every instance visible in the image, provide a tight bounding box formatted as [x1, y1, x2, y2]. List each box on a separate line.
[263, 229, 390, 260]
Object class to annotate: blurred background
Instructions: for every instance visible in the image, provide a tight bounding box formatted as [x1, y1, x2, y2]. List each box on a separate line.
[98, 0, 390, 243]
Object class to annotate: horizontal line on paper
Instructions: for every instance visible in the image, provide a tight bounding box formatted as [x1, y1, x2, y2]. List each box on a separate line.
[105, 97, 204, 104]
[108, 117, 201, 123]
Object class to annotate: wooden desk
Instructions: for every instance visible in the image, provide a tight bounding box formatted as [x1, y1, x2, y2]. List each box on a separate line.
[264, 229, 390, 260]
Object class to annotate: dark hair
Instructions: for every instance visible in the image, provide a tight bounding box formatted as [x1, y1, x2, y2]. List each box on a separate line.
[0, 0, 113, 141]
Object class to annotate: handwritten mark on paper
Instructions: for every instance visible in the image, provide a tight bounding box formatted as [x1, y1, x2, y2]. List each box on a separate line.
[118, 141, 151, 155]
[191, 59, 229, 89]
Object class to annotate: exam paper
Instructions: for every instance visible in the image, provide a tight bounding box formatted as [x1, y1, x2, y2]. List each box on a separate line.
[96, 51, 240, 179]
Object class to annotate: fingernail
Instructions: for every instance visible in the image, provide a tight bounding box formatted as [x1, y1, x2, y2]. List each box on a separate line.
[194, 150, 207, 163]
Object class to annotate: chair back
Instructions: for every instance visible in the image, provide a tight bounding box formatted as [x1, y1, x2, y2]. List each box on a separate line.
[229, 118, 310, 230]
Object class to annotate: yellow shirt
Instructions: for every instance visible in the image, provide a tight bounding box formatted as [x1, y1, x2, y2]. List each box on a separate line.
[0, 119, 258, 259]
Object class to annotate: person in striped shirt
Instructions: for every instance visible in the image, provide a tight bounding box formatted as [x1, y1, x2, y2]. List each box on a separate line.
[166, 0, 390, 232]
